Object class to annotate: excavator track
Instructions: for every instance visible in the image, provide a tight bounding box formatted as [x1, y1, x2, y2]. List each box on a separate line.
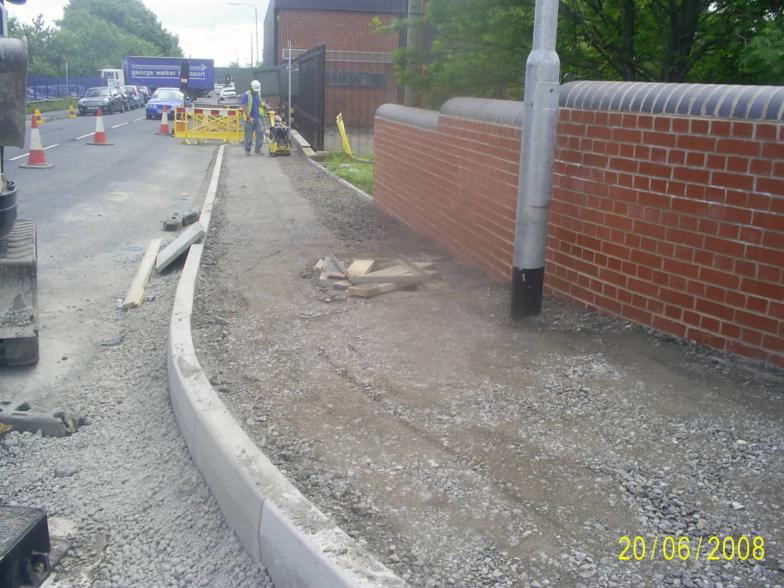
[0, 219, 38, 366]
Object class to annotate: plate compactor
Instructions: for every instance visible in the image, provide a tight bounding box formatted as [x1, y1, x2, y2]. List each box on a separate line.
[267, 112, 291, 157]
[0, 9, 39, 366]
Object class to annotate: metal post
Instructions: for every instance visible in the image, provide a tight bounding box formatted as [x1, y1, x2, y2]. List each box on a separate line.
[510, 0, 560, 318]
[403, 0, 424, 106]
[287, 40, 292, 126]
[254, 5, 259, 65]
[65, 61, 69, 100]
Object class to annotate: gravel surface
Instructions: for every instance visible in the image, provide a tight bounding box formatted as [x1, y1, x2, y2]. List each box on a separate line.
[193, 148, 784, 588]
[1, 186, 273, 587]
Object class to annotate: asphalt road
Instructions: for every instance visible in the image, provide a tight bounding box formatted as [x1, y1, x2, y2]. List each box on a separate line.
[3, 107, 209, 398]
[1, 109, 273, 586]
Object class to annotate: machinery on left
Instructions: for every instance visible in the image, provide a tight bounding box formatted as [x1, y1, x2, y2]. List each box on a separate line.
[0, 0, 39, 366]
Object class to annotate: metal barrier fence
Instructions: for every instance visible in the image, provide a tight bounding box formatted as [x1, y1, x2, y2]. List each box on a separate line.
[173, 107, 244, 144]
[292, 44, 326, 151]
[27, 76, 105, 100]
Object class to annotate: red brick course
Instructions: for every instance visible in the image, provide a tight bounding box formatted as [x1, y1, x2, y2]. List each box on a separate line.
[375, 108, 784, 368]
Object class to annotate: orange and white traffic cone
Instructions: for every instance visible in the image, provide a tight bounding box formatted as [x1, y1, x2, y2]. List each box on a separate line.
[20, 115, 53, 169]
[157, 106, 170, 135]
[87, 108, 112, 146]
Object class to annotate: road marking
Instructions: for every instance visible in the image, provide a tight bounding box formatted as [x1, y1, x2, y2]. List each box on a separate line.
[111, 122, 129, 129]
[8, 144, 57, 161]
[134, 116, 145, 122]
[76, 132, 95, 140]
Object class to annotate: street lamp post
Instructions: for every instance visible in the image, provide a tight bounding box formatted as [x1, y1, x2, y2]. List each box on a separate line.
[228, 1, 259, 66]
[510, 0, 561, 318]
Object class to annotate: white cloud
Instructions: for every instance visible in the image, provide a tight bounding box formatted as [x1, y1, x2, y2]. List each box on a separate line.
[6, 0, 270, 67]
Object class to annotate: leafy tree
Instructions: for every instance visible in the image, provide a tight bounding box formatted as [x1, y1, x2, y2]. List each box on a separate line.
[7, 0, 182, 76]
[392, 0, 784, 104]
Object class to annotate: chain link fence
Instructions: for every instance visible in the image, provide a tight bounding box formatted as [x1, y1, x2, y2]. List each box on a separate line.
[27, 75, 106, 100]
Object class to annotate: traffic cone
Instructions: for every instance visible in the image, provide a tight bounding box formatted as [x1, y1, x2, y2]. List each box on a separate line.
[68, 104, 77, 118]
[34, 109, 44, 125]
[157, 106, 170, 135]
[20, 115, 54, 169]
[87, 108, 112, 146]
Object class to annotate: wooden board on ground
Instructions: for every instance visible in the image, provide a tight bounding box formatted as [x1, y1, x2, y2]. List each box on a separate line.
[346, 259, 376, 277]
[156, 222, 205, 272]
[320, 256, 345, 286]
[122, 239, 162, 309]
[347, 282, 404, 298]
[327, 253, 348, 275]
[348, 263, 435, 285]
[397, 257, 431, 277]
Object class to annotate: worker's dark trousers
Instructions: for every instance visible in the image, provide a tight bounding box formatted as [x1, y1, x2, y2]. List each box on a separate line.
[244, 118, 264, 152]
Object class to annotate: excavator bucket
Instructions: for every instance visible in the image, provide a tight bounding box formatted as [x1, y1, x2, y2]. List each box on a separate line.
[0, 219, 38, 365]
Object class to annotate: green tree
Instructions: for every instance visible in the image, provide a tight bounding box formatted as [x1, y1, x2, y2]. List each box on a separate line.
[7, 0, 182, 77]
[393, 0, 783, 104]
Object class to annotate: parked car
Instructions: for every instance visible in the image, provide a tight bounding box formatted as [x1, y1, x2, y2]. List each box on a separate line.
[137, 86, 151, 104]
[145, 87, 185, 119]
[122, 85, 143, 109]
[78, 86, 124, 115]
[218, 86, 237, 102]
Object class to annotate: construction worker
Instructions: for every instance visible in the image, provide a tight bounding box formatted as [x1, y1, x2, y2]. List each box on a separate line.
[241, 79, 266, 155]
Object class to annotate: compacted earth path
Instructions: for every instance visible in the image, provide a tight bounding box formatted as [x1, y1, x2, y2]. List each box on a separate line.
[193, 147, 784, 587]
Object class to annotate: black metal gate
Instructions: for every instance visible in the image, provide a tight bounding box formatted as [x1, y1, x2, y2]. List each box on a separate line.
[292, 44, 325, 151]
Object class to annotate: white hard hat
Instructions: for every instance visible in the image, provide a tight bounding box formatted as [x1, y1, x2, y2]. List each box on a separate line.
[251, 80, 261, 91]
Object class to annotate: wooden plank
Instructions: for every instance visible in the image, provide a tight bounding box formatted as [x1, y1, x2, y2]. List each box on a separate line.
[348, 273, 426, 285]
[314, 258, 325, 271]
[349, 263, 433, 285]
[328, 253, 348, 275]
[346, 259, 376, 277]
[156, 222, 205, 272]
[347, 282, 403, 298]
[122, 239, 162, 309]
[397, 257, 430, 278]
[332, 280, 352, 290]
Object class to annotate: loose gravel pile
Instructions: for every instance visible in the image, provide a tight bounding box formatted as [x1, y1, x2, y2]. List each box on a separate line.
[1, 271, 273, 588]
[193, 150, 784, 588]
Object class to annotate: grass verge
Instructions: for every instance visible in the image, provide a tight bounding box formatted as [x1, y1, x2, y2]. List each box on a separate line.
[322, 151, 374, 195]
[26, 98, 76, 114]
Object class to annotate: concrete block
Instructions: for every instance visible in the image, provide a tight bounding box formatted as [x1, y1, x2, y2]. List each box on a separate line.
[156, 222, 205, 273]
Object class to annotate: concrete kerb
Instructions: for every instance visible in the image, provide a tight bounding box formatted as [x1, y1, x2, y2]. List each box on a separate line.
[289, 131, 374, 203]
[166, 144, 407, 588]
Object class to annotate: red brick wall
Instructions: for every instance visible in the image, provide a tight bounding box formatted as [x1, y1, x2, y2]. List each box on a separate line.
[277, 10, 398, 58]
[277, 9, 400, 126]
[374, 108, 784, 368]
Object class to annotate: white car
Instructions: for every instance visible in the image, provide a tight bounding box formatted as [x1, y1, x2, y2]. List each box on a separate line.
[219, 87, 237, 102]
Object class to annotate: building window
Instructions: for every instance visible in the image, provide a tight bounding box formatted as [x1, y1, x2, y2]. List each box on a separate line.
[327, 71, 386, 88]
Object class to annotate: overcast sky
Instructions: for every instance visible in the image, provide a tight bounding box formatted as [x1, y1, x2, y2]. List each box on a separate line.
[6, 0, 270, 66]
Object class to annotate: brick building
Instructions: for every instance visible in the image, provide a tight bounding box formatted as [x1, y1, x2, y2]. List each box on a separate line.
[263, 0, 406, 127]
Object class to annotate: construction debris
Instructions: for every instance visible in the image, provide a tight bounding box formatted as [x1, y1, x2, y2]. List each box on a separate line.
[156, 222, 206, 272]
[122, 239, 162, 310]
[163, 209, 200, 232]
[314, 256, 438, 298]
